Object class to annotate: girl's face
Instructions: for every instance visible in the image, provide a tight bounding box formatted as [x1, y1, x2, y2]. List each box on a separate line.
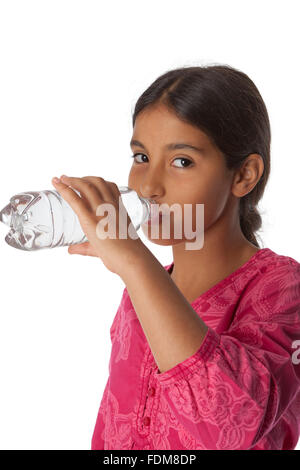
[128, 103, 235, 246]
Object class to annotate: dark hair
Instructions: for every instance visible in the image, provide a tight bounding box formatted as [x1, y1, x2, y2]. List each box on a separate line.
[131, 64, 271, 248]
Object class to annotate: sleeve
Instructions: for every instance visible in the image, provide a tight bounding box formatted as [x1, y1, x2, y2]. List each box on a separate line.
[153, 261, 300, 450]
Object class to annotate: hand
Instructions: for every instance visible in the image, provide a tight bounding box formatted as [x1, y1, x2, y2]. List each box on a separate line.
[51, 175, 146, 276]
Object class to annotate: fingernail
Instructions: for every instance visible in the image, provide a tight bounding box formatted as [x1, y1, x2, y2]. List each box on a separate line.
[53, 177, 60, 183]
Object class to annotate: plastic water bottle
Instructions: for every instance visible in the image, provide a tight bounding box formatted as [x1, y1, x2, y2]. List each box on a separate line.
[0, 186, 153, 251]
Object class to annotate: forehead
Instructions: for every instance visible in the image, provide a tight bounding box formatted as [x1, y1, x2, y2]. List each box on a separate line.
[133, 104, 213, 146]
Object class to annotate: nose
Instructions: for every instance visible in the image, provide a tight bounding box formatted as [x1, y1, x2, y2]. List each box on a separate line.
[139, 178, 165, 201]
[138, 166, 165, 200]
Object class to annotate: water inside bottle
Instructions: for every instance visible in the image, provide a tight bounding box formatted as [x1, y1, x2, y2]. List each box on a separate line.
[0, 186, 152, 251]
[0, 188, 89, 250]
[0, 192, 54, 250]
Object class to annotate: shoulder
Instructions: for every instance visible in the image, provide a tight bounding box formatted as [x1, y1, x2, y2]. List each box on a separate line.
[237, 248, 300, 321]
[256, 248, 300, 273]
[253, 248, 300, 295]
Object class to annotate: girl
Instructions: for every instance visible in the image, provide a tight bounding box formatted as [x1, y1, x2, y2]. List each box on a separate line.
[52, 64, 300, 450]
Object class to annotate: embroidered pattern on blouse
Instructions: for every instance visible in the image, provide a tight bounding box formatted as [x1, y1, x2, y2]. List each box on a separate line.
[91, 249, 300, 450]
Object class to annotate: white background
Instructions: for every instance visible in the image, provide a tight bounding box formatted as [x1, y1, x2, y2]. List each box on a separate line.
[0, 0, 299, 450]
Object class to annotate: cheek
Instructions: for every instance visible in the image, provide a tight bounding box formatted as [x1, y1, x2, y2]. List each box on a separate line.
[128, 166, 231, 228]
[200, 178, 232, 225]
[180, 172, 230, 224]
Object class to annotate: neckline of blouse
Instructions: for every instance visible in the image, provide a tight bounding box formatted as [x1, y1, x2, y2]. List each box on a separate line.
[165, 247, 273, 307]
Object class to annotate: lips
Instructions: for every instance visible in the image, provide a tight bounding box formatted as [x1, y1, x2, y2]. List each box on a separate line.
[147, 213, 163, 224]
[148, 204, 163, 224]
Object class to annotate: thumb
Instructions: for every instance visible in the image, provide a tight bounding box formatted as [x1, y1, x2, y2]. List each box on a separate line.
[67, 241, 98, 257]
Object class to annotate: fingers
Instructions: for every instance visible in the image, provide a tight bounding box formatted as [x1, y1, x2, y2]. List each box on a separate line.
[68, 241, 98, 257]
[82, 176, 119, 202]
[60, 175, 119, 204]
[52, 175, 122, 218]
[105, 180, 121, 199]
[52, 177, 92, 219]
[59, 175, 104, 212]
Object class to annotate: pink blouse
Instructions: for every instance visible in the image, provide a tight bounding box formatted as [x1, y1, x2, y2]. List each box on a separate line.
[91, 248, 300, 450]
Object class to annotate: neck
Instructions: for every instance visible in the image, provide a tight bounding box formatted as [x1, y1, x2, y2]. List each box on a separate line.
[170, 209, 259, 299]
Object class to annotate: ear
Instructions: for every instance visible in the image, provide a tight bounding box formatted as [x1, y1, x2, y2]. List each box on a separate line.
[232, 154, 264, 197]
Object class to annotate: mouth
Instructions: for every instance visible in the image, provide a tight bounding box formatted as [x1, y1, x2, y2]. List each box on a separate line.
[147, 213, 163, 225]
[147, 204, 164, 225]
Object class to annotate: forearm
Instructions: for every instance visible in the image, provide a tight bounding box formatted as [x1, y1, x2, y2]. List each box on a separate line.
[120, 242, 209, 374]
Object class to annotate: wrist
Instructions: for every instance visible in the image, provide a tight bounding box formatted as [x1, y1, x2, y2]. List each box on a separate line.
[118, 238, 151, 280]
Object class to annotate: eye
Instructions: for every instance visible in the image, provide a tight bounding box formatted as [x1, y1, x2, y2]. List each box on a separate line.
[131, 153, 148, 164]
[131, 153, 193, 169]
[172, 157, 193, 168]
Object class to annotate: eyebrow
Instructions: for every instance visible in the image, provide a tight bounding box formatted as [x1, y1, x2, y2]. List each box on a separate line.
[130, 139, 205, 155]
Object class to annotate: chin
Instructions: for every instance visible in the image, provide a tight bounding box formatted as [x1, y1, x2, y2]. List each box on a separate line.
[141, 224, 186, 246]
